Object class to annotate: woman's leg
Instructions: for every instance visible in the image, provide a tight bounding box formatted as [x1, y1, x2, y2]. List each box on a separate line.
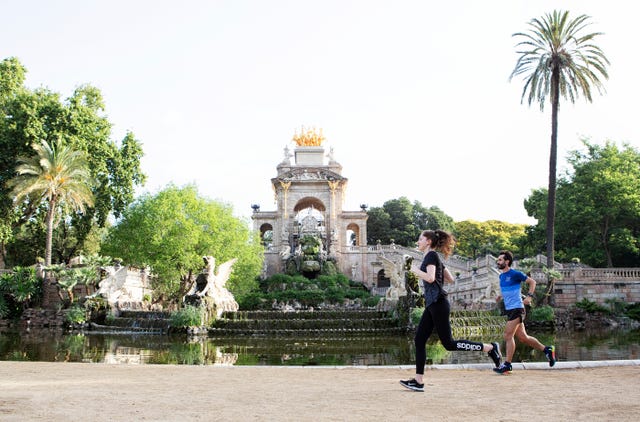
[432, 299, 484, 352]
[413, 305, 435, 382]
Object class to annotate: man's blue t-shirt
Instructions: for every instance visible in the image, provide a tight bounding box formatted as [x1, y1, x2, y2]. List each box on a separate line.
[499, 268, 527, 310]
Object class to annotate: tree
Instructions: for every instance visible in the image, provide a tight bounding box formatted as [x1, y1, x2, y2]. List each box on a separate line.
[0, 57, 145, 267]
[526, 140, 640, 267]
[101, 184, 263, 303]
[510, 10, 609, 274]
[454, 220, 527, 259]
[8, 139, 94, 266]
[366, 197, 454, 247]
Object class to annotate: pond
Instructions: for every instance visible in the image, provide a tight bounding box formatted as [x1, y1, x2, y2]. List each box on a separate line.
[1, 328, 638, 366]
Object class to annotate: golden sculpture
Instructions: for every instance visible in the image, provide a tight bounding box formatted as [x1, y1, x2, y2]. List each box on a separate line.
[293, 126, 325, 146]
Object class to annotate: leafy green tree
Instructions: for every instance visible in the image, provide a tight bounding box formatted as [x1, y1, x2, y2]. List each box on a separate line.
[527, 140, 640, 267]
[366, 197, 454, 246]
[101, 184, 263, 303]
[0, 57, 145, 267]
[510, 10, 609, 273]
[454, 220, 527, 258]
[565, 141, 640, 266]
[8, 139, 94, 266]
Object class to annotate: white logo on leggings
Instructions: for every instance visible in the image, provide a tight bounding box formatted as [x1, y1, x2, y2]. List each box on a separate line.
[457, 342, 482, 351]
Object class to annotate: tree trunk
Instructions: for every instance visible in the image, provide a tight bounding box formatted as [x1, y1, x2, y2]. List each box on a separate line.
[544, 67, 561, 306]
[45, 197, 57, 266]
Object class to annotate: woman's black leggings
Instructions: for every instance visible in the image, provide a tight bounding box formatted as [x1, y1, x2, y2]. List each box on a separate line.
[414, 298, 483, 375]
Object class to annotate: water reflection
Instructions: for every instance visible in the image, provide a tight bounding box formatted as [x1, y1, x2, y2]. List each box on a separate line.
[1, 329, 638, 366]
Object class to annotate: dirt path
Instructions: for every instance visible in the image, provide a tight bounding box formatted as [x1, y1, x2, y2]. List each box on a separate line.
[1, 362, 639, 421]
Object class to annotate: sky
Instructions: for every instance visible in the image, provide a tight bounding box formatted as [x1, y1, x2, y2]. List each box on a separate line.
[2, 1, 638, 225]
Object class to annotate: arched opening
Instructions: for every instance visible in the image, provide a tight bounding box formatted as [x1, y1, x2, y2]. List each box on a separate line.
[293, 197, 326, 213]
[260, 223, 273, 248]
[292, 197, 328, 254]
[377, 269, 390, 288]
[346, 223, 360, 246]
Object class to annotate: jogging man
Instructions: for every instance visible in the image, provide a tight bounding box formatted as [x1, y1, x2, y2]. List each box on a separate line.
[493, 250, 556, 374]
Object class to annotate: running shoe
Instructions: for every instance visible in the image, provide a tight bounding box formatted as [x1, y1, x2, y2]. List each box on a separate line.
[493, 362, 512, 375]
[488, 342, 502, 368]
[399, 378, 424, 392]
[544, 345, 556, 367]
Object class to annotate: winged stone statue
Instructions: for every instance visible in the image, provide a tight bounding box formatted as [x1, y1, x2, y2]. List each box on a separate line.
[184, 256, 239, 316]
[380, 255, 408, 300]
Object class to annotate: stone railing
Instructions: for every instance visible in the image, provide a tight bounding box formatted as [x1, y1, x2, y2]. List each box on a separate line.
[531, 267, 640, 281]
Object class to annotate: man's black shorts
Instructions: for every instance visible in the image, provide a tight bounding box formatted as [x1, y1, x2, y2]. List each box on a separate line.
[506, 308, 525, 323]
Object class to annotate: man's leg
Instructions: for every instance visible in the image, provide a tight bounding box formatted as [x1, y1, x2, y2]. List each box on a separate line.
[503, 318, 520, 363]
[515, 324, 556, 366]
[514, 323, 545, 351]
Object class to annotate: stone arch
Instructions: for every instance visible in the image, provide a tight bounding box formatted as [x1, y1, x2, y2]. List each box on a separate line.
[259, 223, 273, 246]
[293, 197, 326, 212]
[346, 223, 360, 246]
[377, 269, 390, 288]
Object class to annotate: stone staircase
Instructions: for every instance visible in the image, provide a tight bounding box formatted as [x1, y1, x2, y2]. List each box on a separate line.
[86, 308, 505, 338]
[448, 310, 505, 336]
[210, 309, 405, 336]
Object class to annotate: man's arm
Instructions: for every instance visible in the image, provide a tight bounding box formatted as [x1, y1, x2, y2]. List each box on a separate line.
[523, 276, 536, 305]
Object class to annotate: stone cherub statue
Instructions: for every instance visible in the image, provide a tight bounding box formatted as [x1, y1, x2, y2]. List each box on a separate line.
[183, 256, 239, 317]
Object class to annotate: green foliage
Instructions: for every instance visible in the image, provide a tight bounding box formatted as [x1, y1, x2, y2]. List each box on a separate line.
[410, 307, 424, 326]
[525, 140, 640, 267]
[0, 57, 145, 267]
[366, 197, 454, 246]
[299, 235, 320, 257]
[0, 266, 42, 316]
[454, 220, 527, 258]
[321, 260, 338, 276]
[45, 256, 106, 305]
[528, 305, 555, 322]
[575, 298, 610, 314]
[65, 305, 87, 324]
[246, 273, 378, 310]
[170, 305, 205, 327]
[624, 303, 640, 321]
[101, 184, 263, 303]
[8, 139, 94, 266]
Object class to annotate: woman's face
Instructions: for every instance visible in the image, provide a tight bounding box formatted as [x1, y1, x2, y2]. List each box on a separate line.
[417, 234, 429, 251]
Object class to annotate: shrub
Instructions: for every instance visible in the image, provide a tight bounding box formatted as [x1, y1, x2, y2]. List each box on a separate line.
[529, 305, 555, 322]
[321, 260, 338, 276]
[575, 298, 610, 314]
[170, 305, 204, 327]
[237, 292, 266, 310]
[410, 307, 424, 326]
[625, 303, 640, 321]
[66, 305, 87, 324]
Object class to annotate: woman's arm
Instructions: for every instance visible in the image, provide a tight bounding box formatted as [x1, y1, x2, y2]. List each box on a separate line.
[411, 264, 436, 283]
[443, 267, 454, 283]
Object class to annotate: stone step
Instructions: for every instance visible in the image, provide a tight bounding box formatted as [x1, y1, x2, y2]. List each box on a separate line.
[223, 310, 392, 321]
[89, 322, 167, 334]
[213, 318, 400, 331]
[208, 327, 406, 336]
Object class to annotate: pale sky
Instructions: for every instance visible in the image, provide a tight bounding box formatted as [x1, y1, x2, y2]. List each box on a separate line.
[2, 1, 638, 225]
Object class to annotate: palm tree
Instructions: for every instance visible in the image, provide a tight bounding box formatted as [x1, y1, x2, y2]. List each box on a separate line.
[510, 10, 609, 302]
[8, 139, 94, 266]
